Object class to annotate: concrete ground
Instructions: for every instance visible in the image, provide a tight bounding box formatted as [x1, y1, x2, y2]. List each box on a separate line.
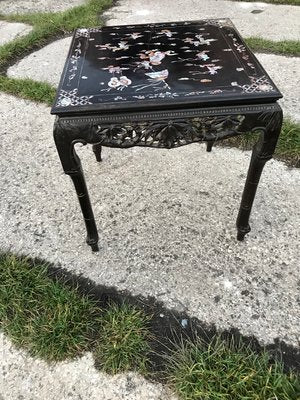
[0, 21, 32, 45]
[104, 0, 300, 41]
[1, 333, 176, 400]
[0, 0, 299, 398]
[1, 92, 299, 346]
[0, 0, 86, 15]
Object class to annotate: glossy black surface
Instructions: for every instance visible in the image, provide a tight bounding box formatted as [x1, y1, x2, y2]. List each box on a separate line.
[52, 19, 282, 115]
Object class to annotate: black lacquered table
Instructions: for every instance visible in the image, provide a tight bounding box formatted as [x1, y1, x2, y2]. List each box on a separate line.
[51, 19, 282, 252]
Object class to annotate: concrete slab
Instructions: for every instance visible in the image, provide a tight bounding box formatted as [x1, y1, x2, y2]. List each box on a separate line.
[7, 37, 72, 86]
[7, 37, 300, 122]
[104, 0, 300, 42]
[0, 93, 299, 348]
[0, 333, 176, 400]
[0, 0, 86, 15]
[0, 20, 32, 46]
[255, 53, 300, 122]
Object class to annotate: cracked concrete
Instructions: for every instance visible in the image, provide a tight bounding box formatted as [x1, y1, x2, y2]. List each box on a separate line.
[0, 21, 32, 46]
[0, 333, 177, 400]
[0, 0, 86, 15]
[255, 53, 300, 122]
[0, 93, 299, 349]
[104, 0, 300, 42]
[7, 37, 72, 86]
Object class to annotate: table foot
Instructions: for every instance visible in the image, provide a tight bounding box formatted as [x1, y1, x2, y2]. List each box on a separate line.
[88, 240, 99, 252]
[92, 143, 102, 162]
[206, 141, 213, 152]
[237, 225, 251, 241]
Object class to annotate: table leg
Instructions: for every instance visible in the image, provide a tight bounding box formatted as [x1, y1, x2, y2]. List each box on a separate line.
[69, 168, 99, 252]
[54, 122, 99, 252]
[206, 141, 213, 152]
[92, 143, 102, 162]
[236, 110, 282, 241]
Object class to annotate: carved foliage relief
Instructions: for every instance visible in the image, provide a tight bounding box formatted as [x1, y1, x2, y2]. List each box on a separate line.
[91, 115, 245, 148]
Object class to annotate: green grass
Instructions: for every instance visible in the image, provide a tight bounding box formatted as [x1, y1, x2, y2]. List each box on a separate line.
[0, 75, 56, 105]
[0, 254, 102, 361]
[0, 0, 112, 71]
[222, 118, 300, 167]
[0, 253, 299, 397]
[166, 336, 300, 400]
[0, 253, 152, 366]
[94, 302, 152, 374]
[245, 37, 300, 57]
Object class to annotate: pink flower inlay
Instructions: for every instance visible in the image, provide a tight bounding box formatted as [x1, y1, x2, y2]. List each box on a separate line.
[108, 77, 121, 88]
[258, 83, 273, 92]
[108, 66, 123, 74]
[107, 76, 132, 90]
[119, 76, 132, 87]
[149, 51, 165, 65]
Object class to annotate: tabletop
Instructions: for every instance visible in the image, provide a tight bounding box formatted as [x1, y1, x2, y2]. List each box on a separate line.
[51, 19, 282, 116]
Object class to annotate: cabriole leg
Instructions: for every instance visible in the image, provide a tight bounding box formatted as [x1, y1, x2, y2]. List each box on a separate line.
[236, 109, 282, 241]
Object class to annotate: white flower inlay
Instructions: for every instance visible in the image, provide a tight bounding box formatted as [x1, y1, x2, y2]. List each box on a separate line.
[60, 98, 72, 106]
[160, 29, 173, 37]
[119, 76, 132, 87]
[107, 76, 132, 90]
[258, 83, 273, 92]
[108, 77, 121, 88]
[77, 28, 88, 34]
[145, 69, 169, 81]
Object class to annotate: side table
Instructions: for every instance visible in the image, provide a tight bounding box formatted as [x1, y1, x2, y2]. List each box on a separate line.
[51, 19, 282, 252]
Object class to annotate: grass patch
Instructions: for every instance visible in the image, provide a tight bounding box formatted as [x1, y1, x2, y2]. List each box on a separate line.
[0, 253, 299, 397]
[0, 254, 101, 361]
[94, 302, 152, 374]
[0, 253, 152, 366]
[166, 335, 300, 400]
[0, 75, 56, 105]
[0, 0, 112, 71]
[222, 118, 300, 167]
[232, 0, 300, 5]
[245, 37, 300, 57]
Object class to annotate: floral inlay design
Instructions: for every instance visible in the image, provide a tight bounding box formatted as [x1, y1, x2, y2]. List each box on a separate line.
[107, 75, 132, 90]
[53, 19, 280, 112]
